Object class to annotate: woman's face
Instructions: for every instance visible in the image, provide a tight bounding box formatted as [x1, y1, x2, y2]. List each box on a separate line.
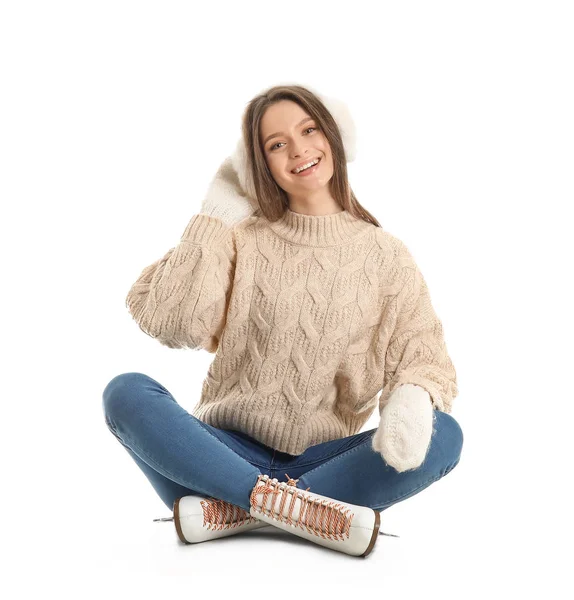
[259, 100, 334, 201]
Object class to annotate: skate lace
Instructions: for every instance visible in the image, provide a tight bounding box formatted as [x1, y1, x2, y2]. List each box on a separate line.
[199, 497, 260, 531]
[250, 473, 354, 541]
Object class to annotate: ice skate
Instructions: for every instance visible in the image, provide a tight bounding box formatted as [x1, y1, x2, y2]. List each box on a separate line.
[249, 473, 380, 557]
[154, 494, 270, 544]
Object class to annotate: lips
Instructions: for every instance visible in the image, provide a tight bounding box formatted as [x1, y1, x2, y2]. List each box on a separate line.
[291, 157, 321, 174]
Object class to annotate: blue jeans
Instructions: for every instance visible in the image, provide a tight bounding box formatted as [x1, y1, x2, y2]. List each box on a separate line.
[102, 372, 463, 513]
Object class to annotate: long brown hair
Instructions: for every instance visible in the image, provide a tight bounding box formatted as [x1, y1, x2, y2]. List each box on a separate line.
[239, 84, 382, 227]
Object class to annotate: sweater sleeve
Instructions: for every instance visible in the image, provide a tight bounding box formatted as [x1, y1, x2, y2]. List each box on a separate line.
[125, 213, 236, 353]
[378, 240, 458, 413]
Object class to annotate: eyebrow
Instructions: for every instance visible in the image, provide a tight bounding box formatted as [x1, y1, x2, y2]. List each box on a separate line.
[262, 116, 315, 147]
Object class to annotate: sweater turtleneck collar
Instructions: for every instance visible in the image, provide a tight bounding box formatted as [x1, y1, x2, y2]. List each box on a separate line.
[266, 207, 373, 247]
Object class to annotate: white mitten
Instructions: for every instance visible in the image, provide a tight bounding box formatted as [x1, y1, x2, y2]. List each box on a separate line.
[200, 156, 259, 228]
[372, 384, 435, 473]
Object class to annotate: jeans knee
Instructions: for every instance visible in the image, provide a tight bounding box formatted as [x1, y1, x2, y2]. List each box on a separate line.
[446, 413, 464, 464]
[435, 410, 464, 465]
[102, 372, 152, 424]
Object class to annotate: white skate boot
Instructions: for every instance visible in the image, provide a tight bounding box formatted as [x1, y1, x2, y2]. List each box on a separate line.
[249, 473, 381, 557]
[154, 494, 270, 544]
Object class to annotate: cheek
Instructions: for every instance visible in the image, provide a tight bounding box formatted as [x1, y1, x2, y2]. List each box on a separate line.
[320, 145, 332, 165]
[269, 157, 287, 180]
[326, 148, 334, 166]
[267, 161, 280, 180]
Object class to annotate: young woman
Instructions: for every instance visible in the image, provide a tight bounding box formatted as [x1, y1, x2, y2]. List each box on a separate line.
[102, 84, 463, 557]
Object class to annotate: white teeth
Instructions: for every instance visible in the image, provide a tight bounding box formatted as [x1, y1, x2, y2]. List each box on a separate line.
[293, 158, 319, 174]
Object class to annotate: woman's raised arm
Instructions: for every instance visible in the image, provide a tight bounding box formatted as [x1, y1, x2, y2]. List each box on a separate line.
[125, 214, 236, 353]
[125, 156, 256, 352]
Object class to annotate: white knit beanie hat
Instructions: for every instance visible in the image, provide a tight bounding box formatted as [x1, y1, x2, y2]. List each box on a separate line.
[230, 83, 357, 201]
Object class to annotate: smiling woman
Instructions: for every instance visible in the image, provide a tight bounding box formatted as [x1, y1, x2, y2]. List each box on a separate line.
[260, 99, 337, 214]
[108, 82, 462, 558]
[231, 83, 382, 225]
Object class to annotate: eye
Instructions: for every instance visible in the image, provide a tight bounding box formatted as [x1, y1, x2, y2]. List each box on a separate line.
[269, 126, 318, 151]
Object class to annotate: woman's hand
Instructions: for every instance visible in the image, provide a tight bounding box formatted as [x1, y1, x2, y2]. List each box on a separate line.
[200, 156, 259, 227]
[372, 384, 435, 473]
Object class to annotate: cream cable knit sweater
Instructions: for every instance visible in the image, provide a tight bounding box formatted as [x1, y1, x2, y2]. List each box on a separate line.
[125, 174, 458, 457]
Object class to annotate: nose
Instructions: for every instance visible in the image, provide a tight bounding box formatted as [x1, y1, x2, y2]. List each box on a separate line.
[290, 141, 309, 159]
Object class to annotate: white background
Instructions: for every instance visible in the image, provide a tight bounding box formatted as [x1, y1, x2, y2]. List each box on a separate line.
[2, 0, 572, 596]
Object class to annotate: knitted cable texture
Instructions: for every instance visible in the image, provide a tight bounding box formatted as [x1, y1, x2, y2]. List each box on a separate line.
[126, 209, 458, 456]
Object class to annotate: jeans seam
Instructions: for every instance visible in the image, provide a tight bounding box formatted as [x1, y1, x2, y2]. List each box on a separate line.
[190, 418, 265, 470]
[299, 436, 460, 508]
[371, 457, 461, 510]
[104, 415, 260, 497]
[372, 477, 439, 511]
[232, 454, 343, 471]
[105, 421, 213, 498]
[271, 433, 375, 470]
[273, 453, 354, 469]
[298, 436, 371, 481]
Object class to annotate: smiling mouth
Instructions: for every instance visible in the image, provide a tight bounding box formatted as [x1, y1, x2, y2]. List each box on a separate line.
[291, 157, 321, 174]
